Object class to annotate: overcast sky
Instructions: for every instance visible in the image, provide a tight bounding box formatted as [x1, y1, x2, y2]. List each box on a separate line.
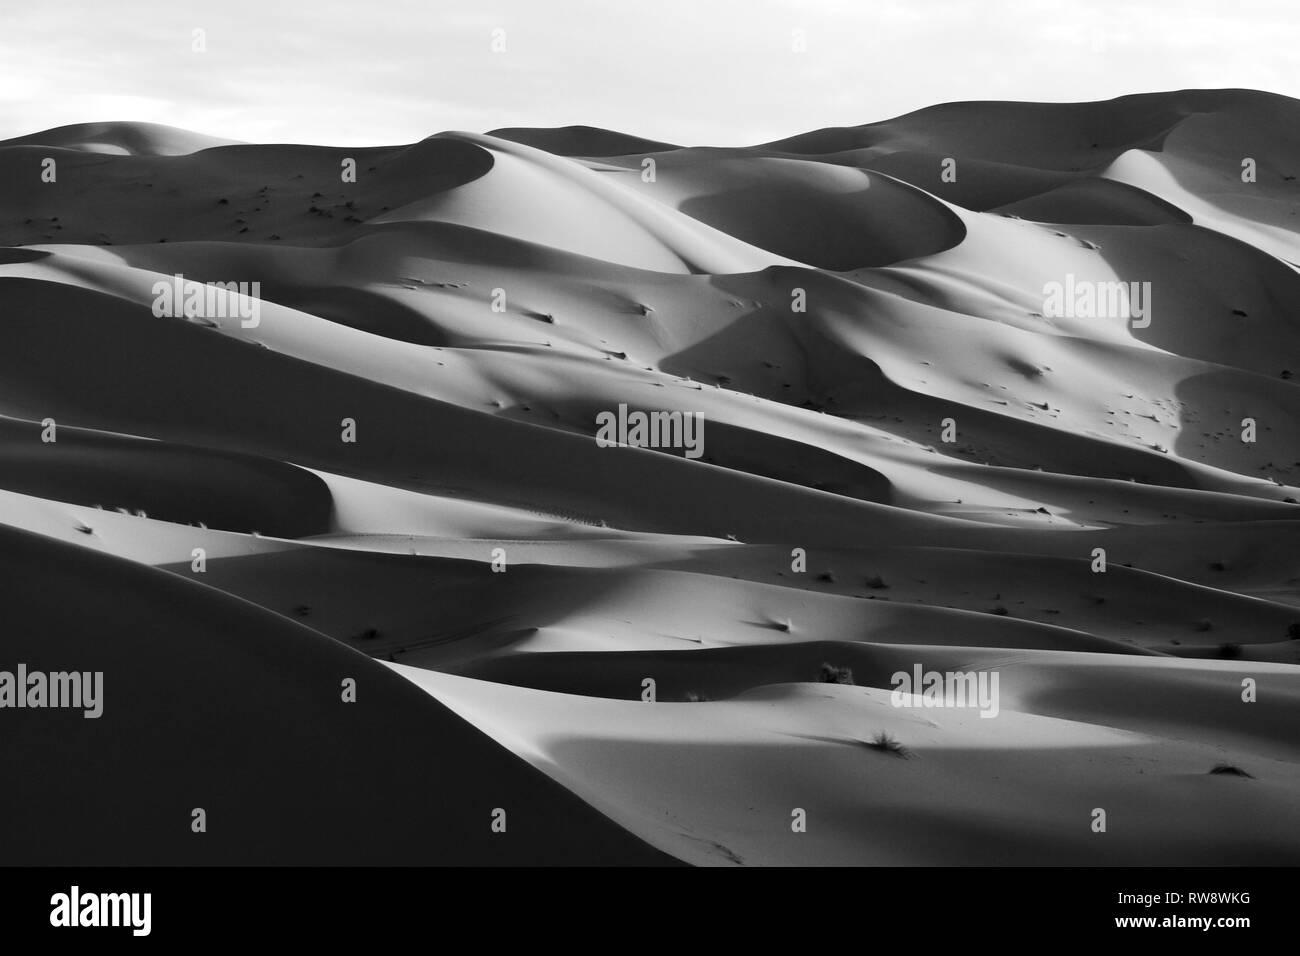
[3, 0, 1296, 147]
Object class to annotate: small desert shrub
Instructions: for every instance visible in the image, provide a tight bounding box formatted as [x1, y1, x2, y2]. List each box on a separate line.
[990, 605, 1009, 616]
[684, 691, 710, 702]
[1287, 621, 1300, 640]
[865, 574, 888, 590]
[817, 663, 854, 685]
[864, 731, 911, 759]
[1217, 643, 1242, 659]
[1194, 618, 1213, 632]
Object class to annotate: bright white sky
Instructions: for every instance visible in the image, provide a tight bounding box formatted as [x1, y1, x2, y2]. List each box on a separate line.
[2, 0, 1296, 146]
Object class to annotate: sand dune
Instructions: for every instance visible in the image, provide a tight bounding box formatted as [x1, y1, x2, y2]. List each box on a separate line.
[3, 90, 1300, 864]
[0, 121, 244, 156]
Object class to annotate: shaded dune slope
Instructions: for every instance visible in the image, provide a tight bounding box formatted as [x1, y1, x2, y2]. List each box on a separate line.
[0, 525, 677, 864]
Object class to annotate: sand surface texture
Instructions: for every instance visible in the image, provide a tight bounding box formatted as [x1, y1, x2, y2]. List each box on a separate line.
[2, 91, 1299, 864]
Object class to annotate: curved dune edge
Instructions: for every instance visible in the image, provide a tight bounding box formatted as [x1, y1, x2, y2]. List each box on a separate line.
[390, 664, 1300, 866]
